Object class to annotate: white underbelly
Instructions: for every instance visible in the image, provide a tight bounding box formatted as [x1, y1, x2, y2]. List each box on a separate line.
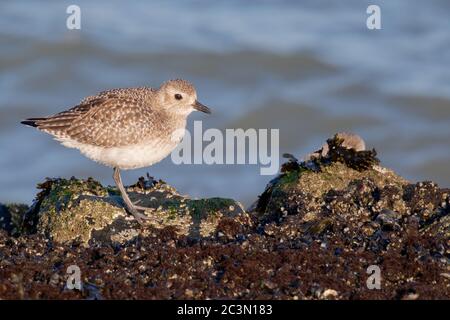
[59, 138, 178, 170]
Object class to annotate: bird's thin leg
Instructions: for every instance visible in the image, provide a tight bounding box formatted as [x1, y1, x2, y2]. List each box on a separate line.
[113, 167, 150, 223]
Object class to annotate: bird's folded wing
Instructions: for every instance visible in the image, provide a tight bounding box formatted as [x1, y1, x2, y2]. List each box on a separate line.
[31, 97, 106, 137]
[37, 96, 159, 147]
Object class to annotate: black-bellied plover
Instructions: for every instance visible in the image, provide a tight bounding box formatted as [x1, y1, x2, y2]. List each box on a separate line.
[21, 79, 211, 224]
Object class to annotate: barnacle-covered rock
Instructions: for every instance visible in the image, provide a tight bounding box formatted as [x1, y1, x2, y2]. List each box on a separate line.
[0, 203, 29, 235]
[252, 134, 449, 255]
[0, 133, 447, 300]
[21, 176, 248, 246]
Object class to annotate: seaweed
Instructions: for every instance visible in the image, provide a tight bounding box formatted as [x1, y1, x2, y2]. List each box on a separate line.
[315, 134, 380, 171]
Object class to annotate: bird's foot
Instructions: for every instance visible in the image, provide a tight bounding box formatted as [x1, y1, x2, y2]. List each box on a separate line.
[132, 199, 152, 212]
[124, 201, 151, 224]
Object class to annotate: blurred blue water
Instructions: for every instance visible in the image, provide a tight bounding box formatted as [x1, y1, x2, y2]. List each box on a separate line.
[1, 0, 449, 206]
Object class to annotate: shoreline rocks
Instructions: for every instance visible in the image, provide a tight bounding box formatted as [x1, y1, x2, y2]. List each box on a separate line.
[0, 134, 448, 299]
[20, 176, 248, 246]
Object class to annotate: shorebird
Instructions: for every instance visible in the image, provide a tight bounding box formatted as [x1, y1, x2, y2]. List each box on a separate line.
[21, 79, 211, 224]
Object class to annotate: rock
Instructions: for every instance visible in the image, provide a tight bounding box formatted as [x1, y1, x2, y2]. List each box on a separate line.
[0, 203, 29, 235]
[0, 133, 448, 300]
[321, 289, 339, 299]
[252, 134, 449, 255]
[0, 204, 13, 233]
[401, 293, 420, 300]
[22, 176, 249, 246]
[375, 209, 401, 231]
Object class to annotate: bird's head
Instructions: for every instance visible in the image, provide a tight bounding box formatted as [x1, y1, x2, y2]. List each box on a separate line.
[157, 79, 211, 116]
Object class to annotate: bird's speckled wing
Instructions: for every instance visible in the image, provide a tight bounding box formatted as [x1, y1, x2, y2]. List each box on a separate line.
[80, 87, 154, 104]
[34, 92, 164, 147]
[67, 96, 162, 147]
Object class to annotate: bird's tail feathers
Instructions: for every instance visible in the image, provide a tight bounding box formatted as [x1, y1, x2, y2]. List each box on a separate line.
[20, 118, 46, 128]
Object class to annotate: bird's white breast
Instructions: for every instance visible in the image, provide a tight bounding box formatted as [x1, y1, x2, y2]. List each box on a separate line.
[59, 135, 181, 170]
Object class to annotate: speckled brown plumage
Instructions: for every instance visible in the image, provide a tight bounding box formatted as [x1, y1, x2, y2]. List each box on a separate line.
[25, 85, 182, 148]
[21, 79, 211, 224]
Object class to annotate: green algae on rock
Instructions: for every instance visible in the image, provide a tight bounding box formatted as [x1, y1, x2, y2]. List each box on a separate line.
[22, 177, 128, 245]
[21, 176, 248, 246]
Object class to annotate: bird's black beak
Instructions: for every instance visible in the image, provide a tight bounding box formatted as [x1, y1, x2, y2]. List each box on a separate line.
[192, 100, 211, 114]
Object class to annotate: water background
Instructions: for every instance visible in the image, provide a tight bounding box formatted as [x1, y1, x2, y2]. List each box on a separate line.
[1, 0, 449, 206]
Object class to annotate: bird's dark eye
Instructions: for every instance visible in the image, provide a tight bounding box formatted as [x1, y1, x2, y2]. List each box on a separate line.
[174, 94, 183, 100]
